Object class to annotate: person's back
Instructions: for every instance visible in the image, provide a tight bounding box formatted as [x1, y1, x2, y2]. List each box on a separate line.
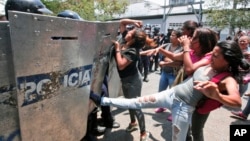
[174, 65, 215, 107]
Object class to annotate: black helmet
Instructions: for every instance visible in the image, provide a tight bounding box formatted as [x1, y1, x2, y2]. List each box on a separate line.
[144, 23, 151, 30]
[126, 24, 134, 31]
[57, 10, 83, 20]
[5, 0, 53, 19]
[153, 27, 160, 34]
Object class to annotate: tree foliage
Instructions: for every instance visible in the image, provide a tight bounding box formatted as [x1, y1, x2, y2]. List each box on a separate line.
[41, 0, 128, 21]
[205, 0, 250, 33]
[94, 0, 128, 21]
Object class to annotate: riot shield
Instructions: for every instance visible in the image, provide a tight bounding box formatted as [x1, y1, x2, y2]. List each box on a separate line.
[0, 21, 21, 141]
[8, 11, 120, 141]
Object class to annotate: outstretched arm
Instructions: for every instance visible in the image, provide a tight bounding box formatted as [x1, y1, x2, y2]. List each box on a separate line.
[194, 77, 241, 108]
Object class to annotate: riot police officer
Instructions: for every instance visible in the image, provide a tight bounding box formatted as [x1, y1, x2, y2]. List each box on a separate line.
[57, 10, 83, 20]
[5, 0, 53, 20]
[57, 10, 120, 141]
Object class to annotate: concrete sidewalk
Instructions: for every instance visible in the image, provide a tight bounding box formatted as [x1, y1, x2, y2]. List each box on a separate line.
[96, 71, 250, 141]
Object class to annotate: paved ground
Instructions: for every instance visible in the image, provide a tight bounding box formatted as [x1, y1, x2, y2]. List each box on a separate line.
[96, 70, 250, 141]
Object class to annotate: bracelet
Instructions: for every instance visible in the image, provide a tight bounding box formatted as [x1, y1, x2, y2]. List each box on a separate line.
[116, 50, 120, 53]
[183, 50, 190, 53]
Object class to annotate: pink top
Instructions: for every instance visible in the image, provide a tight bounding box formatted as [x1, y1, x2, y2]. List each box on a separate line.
[190, 50, 211, 63]
[185, 50, 212, 77]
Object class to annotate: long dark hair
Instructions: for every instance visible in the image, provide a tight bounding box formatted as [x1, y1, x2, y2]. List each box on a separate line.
[131, 28, 156, 49]
[173, 29, 182, 38]
[195, 28, 218, 55]
[182, 20, 199, 37]
[217, 40, 250, 82]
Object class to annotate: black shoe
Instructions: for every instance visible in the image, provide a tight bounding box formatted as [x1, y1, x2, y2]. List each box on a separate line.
[91, 126, 106, 136]
[112, 121, 120, 128]
[143, 78, 149, 82]
[81, 133, 97, 141]
[103, 121, 120, 128]
[89, 91, 101, 106]
[98, 119, 120, 128]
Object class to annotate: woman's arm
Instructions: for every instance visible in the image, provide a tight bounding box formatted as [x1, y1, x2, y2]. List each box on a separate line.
[216, 77, 241, 107]
[152, 43, 183, 61]
[113, 19, 143, 70]
[112, 40, 131, 70]
[159, 60, 183, 68]
[194, 77, 241, 108]
[184, 55, 211, 76]
[178, 35, 211, 75]
[119, 19, 143, 34]
[158, 49, 211, 76]
[140, 48, 155, 56]
[158, 48, 183, 61]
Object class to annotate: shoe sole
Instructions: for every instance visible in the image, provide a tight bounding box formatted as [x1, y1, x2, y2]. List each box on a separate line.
[231, 115, 247, 120]
[112, 122, 120, 128]
[126, 124, 138, 132]
[154, 108, 166, 113]
[126, 128, 138, 132]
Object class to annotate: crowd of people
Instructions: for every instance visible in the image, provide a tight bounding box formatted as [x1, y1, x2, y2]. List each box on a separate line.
[1, 0, 250, 141]
[90, 19, 250, 141]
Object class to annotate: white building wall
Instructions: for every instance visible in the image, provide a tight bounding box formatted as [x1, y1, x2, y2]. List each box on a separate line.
[140, 15, 198, 32]
[116, 0, 249, 40]
[139, 14, 231, 41]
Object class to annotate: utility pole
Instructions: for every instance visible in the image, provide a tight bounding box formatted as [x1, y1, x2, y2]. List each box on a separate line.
[162, 0, 204, 33]
[162, 0, 166, 33]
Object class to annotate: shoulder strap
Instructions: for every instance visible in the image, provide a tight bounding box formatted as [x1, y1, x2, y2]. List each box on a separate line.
[210, 72, 231, 84]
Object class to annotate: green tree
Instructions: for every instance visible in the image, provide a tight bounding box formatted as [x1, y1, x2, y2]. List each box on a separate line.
[42, 0, 128, 21]
[94, 0, 128, 21]
[205, 0, 250, 34]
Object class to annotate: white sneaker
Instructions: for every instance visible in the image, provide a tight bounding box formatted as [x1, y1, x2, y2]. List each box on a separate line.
[140, 131, 150, 141]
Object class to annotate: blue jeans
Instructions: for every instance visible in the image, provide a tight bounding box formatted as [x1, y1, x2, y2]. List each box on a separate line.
[158, 71, 175, 92]
[243, 98, 250, 117]
[239, 83, 250, 117]
[101, 88, 195, 141]
[239, 83, 250, 96]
